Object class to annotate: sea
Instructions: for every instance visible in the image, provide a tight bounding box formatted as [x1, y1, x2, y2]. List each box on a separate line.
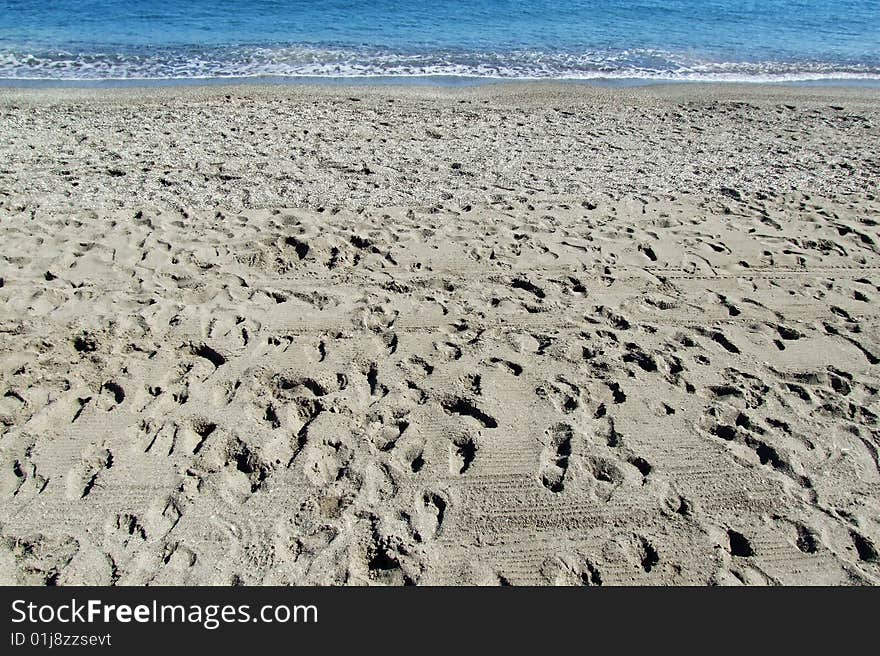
[0, 0, 878, 85]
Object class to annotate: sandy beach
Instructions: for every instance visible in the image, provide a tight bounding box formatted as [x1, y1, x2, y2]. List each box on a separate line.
[0, 82, 878, 585]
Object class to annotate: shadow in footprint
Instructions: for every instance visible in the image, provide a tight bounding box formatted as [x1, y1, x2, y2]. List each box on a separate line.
[539, 423, 573, 493]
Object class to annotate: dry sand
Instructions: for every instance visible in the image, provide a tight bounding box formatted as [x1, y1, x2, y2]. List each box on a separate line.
[0, 83, 878, 585]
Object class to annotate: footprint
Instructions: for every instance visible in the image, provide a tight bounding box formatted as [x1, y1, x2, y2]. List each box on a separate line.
[65, 446, 113, 500]
[622, 343, 658, 372]
[602, 533, 660, 574]
[539, 423, 572, 493]
[794, 522, 820, 554]
[101, 381, 125, 405]
[850, 530, 878, 563]
[441, 397, 497, 428]
[364, 521, 418, 586]
[486, 357, 523, 376]
[586, 456, 624, 500]
[109, 513, 148, 544]
[536, 379, 580, 414]
[607, 381, 626, 404]
[540, 553, 603, 586]
[416, 491, 447, 540]
[511, 277, 545, 299]
[449, 434, 477, 475]
[189, 342, 226, 368]
[727, 529, 754, 557]
[698, 328, 740, 354]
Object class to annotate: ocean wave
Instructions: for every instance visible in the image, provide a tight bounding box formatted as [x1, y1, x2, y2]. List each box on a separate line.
[0, 45, 878, 82]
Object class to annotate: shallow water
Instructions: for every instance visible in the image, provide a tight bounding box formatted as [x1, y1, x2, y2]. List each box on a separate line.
[1, 0, 878, 82]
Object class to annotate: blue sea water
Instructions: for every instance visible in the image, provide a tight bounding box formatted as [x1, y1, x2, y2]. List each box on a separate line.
[0, 1, 878, 83]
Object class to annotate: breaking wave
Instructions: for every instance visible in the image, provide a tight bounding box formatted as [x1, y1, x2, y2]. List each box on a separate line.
[1, 45, 878, 83]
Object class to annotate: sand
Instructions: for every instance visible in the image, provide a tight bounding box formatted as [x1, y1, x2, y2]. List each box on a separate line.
[0, 83, 878, 585]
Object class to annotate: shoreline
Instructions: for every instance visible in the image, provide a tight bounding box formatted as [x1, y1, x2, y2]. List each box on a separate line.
[2, 79, 880, 109]
[3, 75, 880, 94]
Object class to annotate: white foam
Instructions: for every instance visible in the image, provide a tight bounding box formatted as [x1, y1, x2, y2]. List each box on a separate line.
[1, 46, 878, 83]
